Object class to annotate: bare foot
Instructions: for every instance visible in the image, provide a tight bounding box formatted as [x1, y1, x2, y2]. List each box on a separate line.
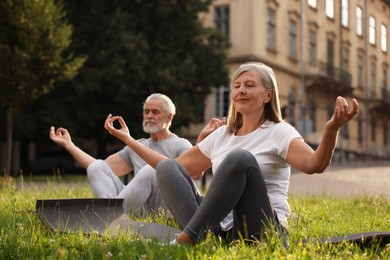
[176, 231, 195, 246]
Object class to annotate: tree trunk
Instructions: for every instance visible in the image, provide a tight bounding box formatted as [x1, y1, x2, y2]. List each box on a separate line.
[5, 106, 13, 179]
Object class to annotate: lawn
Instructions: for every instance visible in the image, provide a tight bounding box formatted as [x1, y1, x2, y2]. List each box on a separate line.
[1, 175, 389, 259]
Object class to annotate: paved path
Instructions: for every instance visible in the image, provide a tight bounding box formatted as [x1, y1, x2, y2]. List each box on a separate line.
[289, 162, 390, 197]
[196, 161, 390, 198]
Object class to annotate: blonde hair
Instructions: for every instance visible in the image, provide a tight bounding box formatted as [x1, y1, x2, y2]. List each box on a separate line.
[226, 62, 282, 134]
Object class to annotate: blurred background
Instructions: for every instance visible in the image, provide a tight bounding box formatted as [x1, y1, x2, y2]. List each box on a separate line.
[1, 0, 389, 177]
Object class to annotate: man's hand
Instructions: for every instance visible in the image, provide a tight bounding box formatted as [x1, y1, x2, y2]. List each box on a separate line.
[197, 117, 226, 143]
[104, 114, 132, 143]
[326, 96, 359, 132]
[49, 126, 73, 149]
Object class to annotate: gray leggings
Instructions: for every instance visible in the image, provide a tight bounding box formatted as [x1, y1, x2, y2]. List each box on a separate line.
[156, 149, 284, 243]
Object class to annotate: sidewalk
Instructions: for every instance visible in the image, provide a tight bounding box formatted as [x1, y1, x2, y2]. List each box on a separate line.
[289, 161, 390, 197]
[196, 161, 390, 198]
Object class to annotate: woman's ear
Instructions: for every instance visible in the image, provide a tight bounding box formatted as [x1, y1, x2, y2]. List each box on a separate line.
[265, 89, 273, 103]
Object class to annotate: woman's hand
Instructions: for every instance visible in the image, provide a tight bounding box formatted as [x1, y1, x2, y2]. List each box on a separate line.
[197, 117, 226, 143]
[326, 96, 359, 132]
[288, 96, 359, 174]
[104, 114, 132, 143]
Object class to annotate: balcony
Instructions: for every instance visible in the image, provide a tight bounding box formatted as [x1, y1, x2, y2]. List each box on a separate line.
[304, 61, 354, 97]
[369, 87, 390, 115]
[381, 87, 390, 103]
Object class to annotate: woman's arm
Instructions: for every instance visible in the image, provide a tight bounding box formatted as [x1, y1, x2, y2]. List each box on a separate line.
[287, 96, 359, 174]
[104, 114, 167, 168]
[104, 114, 212, 178]
[176, 146, 212, 180]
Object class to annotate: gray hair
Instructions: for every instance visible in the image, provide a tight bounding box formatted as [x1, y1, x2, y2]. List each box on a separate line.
[226, 62, 282, 134]
[144, 93, 176, 116]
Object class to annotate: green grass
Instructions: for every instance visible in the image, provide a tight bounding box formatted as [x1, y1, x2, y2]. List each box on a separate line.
[1, 176, 389, 259]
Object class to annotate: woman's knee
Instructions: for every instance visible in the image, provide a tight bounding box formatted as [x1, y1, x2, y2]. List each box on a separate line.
[224, 149, 256, 166]
[156, 158, 177, 182]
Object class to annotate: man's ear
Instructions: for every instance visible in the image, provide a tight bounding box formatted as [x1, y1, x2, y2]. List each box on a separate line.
[166, 113, 173, 123]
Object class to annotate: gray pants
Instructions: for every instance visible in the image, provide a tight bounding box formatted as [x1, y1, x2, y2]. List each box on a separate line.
[156, 149, 285, 244]
[87, 160, 169, 216]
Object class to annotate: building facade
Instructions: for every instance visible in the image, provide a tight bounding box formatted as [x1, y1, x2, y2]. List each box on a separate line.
[180, 0, 390, 162]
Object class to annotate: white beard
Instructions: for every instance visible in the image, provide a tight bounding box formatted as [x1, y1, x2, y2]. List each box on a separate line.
[143, 120, 164, 134]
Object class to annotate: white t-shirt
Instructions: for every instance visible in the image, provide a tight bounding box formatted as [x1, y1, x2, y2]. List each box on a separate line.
[118, 134, 192, 174]
[197, 120, 302, 230]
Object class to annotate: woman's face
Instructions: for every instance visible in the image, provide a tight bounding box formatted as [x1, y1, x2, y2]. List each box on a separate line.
[231, 70, 272, 116]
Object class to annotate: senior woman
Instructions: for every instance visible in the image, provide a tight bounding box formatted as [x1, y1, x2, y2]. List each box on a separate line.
[104, 62, 359, 246]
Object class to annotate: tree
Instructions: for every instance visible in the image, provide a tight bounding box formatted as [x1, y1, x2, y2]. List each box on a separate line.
[18, 0, 228, 157]
[0, 0, 85, 177]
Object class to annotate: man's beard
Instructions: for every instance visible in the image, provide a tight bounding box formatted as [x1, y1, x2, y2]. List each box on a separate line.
[143, 120, 164, 134]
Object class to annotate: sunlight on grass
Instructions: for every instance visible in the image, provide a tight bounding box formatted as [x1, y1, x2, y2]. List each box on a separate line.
[1, 176, 389, 259]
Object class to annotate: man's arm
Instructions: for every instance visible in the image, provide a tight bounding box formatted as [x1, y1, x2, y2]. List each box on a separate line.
[104, 153, 132, 177]
[50, 126, 133, 176]
[49, 126, 96, 169]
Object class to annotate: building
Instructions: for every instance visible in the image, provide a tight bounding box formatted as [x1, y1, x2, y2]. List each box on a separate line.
[180, 0, 390, 162]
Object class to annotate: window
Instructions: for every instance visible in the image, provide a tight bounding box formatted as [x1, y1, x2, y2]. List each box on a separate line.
[214, 5, 230, 46]
[369, 16, 376, 45]
[326, 0, 334, 19]
[370, 62, 376, 96]
[341, 47, 349, 84]
[289, 21, 297, 59]
[381, 24, 388, 52]
[327, 104, 333, 120]
[267, 9, 276, 50]
[342, 123, 349, 139]
[309, 31, 316, 65]
[327, 39, 334, 77]
[288, 91, 295, 126]
[356, 6, 363, 36]
[308, 0, 317, 8]
[358, 115, 363, 143]
[357, 54, 363, 87]
[371, 120, 376, 142]
[341, 47, 349, 72]
[341, 0, 349, 27]
[309, 98, 316, 132]
[384, 122, 388, 146]
[383, 69, 388, 90]
[213, 86, 230, 118]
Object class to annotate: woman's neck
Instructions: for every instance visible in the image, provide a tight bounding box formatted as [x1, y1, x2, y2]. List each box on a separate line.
[235, 115, 266, 136]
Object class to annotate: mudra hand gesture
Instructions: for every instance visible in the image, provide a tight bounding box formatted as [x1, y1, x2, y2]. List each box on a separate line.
[104, 114, 132, 143]
[326, 97, 359, 132]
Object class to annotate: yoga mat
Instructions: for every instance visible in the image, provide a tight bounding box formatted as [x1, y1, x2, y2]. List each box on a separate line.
[36, 198, 390, 245]
[302, 231, 390, 246]
[36, 198, 180, 242]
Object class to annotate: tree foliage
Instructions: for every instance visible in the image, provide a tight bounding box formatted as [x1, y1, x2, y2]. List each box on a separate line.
[0, 0, 85, 175]
[0, 0, 85, 107]
[18, 0, 228, 150]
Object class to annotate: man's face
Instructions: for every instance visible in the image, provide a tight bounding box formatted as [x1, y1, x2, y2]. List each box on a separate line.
[142, 99, 169, 134]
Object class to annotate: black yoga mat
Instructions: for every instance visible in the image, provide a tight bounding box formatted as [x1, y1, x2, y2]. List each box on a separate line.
[36, 198, 390, 245]
[36, 198, 181, 242]
[302, 231, 390, 246]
